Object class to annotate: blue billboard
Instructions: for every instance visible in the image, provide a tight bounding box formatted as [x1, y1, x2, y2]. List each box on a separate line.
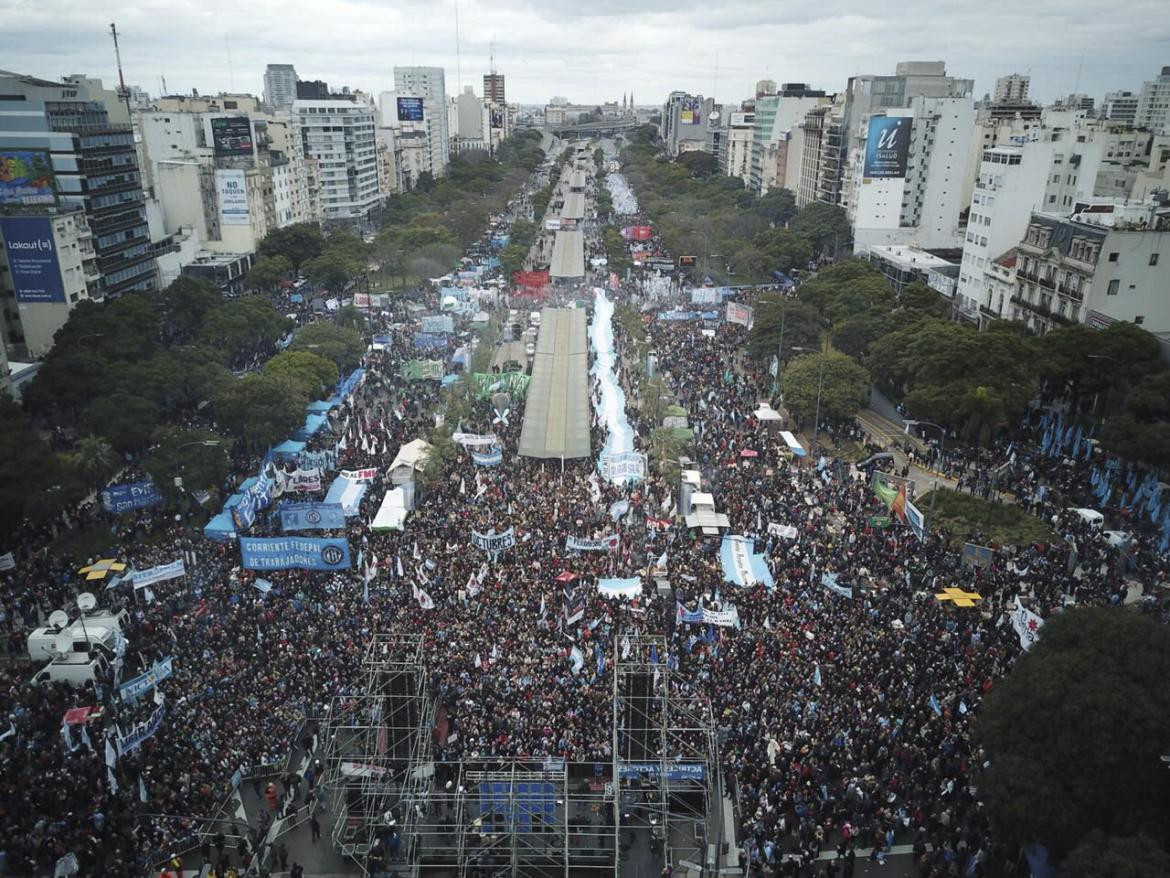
[397, 97, 425, 122]
[240, 537, 352, 571]
[0, 217, 65, 303]
[0, 151, 56, 206]
[863, 116, 911, 179]
[101, 480, 165, 514]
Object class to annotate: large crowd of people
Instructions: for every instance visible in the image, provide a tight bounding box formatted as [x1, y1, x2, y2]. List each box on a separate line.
[1, 150, 1166, 878]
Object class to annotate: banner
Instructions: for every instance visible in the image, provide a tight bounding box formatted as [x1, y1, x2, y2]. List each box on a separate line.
[231, 460, 275, 532]
[618, 762, 704, 781]
[691, 288, 719, 305]
[0, 216, 65, 302]
[0, 551, 13, 571]
[600, 452, 646, 482]
[118, 657, 173, 702]
[420, 314, 454, 334]
[720, 535, 774, 587]
[767, 522, 799, 540]
[215, 168, 250, 226]
[298, 449, 337, 472]
[130, 559, 185, 589]
[413, 332, 446, 350]
[101, 481, 164, 515]
[340, 468, 378, 482]
[821, 571, 853, 599]
[597, 577, 641, 599]
[676, 603, 739, 627]
[512, 269, 551, 287]
[452, 432, 500, 447]
[276, 467, 323, 493]
[400, 359, 444, 381]
[239, 537, 352, 571]
[471, 372, 530, 399]
[471, 527, 515, 561]
[863, 115, 912, 179]
[472, 447, 503, 466]
[1012, 598, 1044, 650]
[566, 534, 620, 552]
[279, 502, 346, 532]
[725, 302, 753, 328]
[905, 499, 925, 541]
[117, 703, 165, 756]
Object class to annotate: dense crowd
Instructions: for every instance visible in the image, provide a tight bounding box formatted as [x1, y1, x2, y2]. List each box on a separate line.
[1, 153, 1166, 878]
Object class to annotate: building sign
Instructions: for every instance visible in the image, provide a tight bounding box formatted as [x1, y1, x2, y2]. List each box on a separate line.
[0, 217, 64, 303]
[0, 150, 56, 206]
[397, 97, 425, 122]
[210, 116, 254, 157]
[863, 115, 911, 179]
[679, 96, 702, 125]
[216, 169, 250, 226]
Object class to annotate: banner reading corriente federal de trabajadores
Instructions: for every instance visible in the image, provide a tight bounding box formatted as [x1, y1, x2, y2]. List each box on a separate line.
[239, 537, 351, 571]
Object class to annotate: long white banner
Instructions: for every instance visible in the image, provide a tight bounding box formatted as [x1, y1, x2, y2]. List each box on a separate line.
[130, 559, 185, 589]
[452, 432, 499, 448]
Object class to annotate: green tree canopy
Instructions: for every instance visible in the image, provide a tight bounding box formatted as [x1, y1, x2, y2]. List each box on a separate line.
[263, 350, 340, 399]
[213, 373, 307, 451]
[72, 435, 118, 489]
[244, 253, 294, 292]
[0, 397, 83, 530]
[142, 426, 230, 500]
[753, 228, 814, 275]
[789, 202, 851, 256]
[746, 297, 823, 361]
[303, 251, 362, 291]
[1060, 832, 1170, 878]
[289, 322, 365, 372]
[798, 261, 896, 324]
[258, 223, 325, 270]
[977, 608, 1170, 863]
[755, 188, 797, 227]
[80, 392, 161, 454]
[199, 297, 290, 366]
[780, 351, 870, 421]
[675, 150, 720, 178]
[159, 277, 224, 343]
[499, 242, 529, 278]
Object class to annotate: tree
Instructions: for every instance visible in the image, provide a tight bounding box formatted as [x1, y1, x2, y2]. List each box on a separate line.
[500, 242, 529, 278]
[133, 347, 232, 413]
[747, 298, 822, 361]
[0, 397, 77, 532]
[830, 310, 902, 362]
[289, 322, 365, 372]
[756, 188, 797, 227]
[142, 427, 230, 500]
[789, 202, 851, 257]
[780, 351, 870, 421]
[753, 228, 814, 275]
[334, 304, 367, 334]
[977, 608, 1170, 863]
[508, 219, 537, 251]
[1037, 321, 1164, 414]
[302, 251, 361, 292]
[798, 261, 896, 324]
[898, 281, 948, 316]
[258, 223, 324, 270]
[200, 297, 290, 366]
[80, 392, 161, 454]
[159, 277, 223, 343]
[1060, 832, 1170, 878]
[72, 435, 118, 489]
[676, 151, 719, 179]
[244, 254, 294, 292]
[263, 350, 340, 399]
[213, 373, 307, 450]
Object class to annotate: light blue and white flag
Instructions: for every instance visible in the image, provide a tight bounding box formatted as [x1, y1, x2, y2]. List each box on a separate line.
[821, 572, 853, 599]
[720, 535, 774, 587]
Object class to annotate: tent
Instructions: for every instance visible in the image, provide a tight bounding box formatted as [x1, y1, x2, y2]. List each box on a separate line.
[754, 402, 784, 424]
[389, 439, 433, 485]
[203, 511, 237, 541]
[370, 488, 409, 532]
[306, 400, 333, 414]
[324, 476, 367, 516]
[292, 413, 328, 442]
[273, 439, 307, 458]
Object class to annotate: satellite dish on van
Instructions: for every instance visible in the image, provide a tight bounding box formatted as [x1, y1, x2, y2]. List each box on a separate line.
[53, 632, 74, 657]
[77, 592, 97, 612]
[48, 610, 70, 630]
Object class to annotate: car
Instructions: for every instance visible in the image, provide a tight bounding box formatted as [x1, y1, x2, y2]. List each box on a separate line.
[1103, 530, 1133, 549]
[529, 311, 542, 326]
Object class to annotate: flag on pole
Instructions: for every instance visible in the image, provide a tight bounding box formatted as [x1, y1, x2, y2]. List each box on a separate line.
[929, 693, 942, 716]
[813, 664, 822, 687]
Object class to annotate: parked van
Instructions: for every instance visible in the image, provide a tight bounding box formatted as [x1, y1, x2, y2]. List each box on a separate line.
[1068, 507, 1105, 529]
[27, 608, 128, 662]
[32, 653, 110, 688]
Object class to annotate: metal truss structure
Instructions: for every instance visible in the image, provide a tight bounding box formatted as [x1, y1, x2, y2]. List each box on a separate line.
[319, 631, 719, 877]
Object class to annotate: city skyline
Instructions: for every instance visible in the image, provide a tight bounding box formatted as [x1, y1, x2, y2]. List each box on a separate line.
[1, 0, 1166, 107]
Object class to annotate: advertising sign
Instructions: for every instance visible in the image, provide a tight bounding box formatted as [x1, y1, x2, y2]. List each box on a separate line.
[210, 116, 254, 157]
[679, 96, 702, 125]
[216, 168, 250, 226]
[239, 536, 352, 571]
[863, 115, 911, 179]
[0, 150, 56, 206]
[397, 97, 425, 122]
[0, 217, 65, 303]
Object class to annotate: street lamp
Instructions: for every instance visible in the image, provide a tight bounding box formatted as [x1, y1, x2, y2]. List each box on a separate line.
[903, 419, 946, 453]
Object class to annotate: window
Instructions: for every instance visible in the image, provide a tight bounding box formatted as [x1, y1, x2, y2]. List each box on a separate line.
[1108, 252, 1118, 263]
[1106, 279, 1119, 295]
[1135, 316, 1144, 325]
[1151, 253, 1160, 266]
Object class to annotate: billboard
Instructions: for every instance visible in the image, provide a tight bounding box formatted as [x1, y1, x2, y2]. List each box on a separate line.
[397, 97, 425, 122]
[0, 216, 65, 303]
[210, 116, 254, 157]
[489, 107, 504, 129]
[863, 115, 911, 179]
[679, 96, 702, 125]
[0, 150, 56, 206]
[216, 169, 250, 226]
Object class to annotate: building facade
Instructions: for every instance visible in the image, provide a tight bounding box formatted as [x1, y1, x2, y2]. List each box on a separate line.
[1135, 66, 1170, 133]
[748, 85, 828, 195]
[483, 73, 506, 105]
[723, 111, 755, 184]
[393, 67, 450, 176]
[293, 98, 379, 223]
[1102, 90, 1139, 126]
[263, 64, 298, 111]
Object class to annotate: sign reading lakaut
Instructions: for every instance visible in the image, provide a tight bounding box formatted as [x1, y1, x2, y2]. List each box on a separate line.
[239, 537, 352, 571]
[216, 168, 250, 226]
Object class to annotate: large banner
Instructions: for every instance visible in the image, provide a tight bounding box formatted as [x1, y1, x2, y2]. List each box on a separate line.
[117, 703, 165, 756]
[0, 150, 56, 206]
[118, 657, 173, 702]
[420, 315, 454, 334]
[413, 332, 446, 350]
[512, 269, 551, 287]
[130, 559, 185, 589]
[720, 535, 774, 587]
[298, 448, 337, 472]
[101, 480, 164, 515]
[279, 502, 346, 531]
[276, 467, 323, 493]
[679, 96, 702, 125]
[239, 537, 352, 571]
[216, 168, 250, 226]
[905, 499, 926, 541]
[863, 115, 911, 179]
[619, 762, 704, 781]
[452, 432, 499, 448]
[566, 534, 620, 552]
[231, 464, 275, 532]
[0, 216, 65, 303]
[340, 468, 378, 482]
[678, 603, 741, 628]
[472, 447, 503, 466]
[471, 372, 530, 399]
[471, 527, 515, 561]
[1012, 598, 1044, 650]
[600, 452, 646, 482]
[821, 571, 854, 598]
[725, 302, 753, 328]
[400, 359, 444, 381]
[397, 96, 425, 121]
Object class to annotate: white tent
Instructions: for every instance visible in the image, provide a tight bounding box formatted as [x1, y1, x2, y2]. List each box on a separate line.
[389, 438, 433, 485]
[754, 402, 784, 423]
[371, 488, 409, 531]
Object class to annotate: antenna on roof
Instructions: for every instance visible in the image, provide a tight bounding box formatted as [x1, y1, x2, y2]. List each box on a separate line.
[490, 35, 496, 76]
[454, 0, 464, 91]
[109, 22, 133, 121]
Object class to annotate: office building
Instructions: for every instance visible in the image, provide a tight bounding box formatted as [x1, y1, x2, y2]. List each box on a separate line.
[484, 73, 506, 105]
[660, 92, 715, 157]
[993, 74, 1030, 103]
[723, 111, 755, 184]
[394, 67, 450, 176]
[797, 105, 833, 207]
[263, 64, 298, 111]
[454, 85, 489, 152]
[294, 98, 379, 222]
[749, 84, 829, 194]
[0, 70, 157, 301]
[1135, 66, 1170, 132]
[1102, 91, 1139, 126]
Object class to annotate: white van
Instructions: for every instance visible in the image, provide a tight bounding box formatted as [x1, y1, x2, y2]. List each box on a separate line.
[1068, 507, 1105, 529]
[32, 653, 110, 688]
[27, 609, 128, 662]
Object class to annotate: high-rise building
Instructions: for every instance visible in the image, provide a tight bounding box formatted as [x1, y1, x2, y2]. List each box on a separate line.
[1102, 91, 1139, 126]
[483, 73, 506, 106]
[394, 67, 450, 175]
[0, 70, 157, 302]
[748, 84, 828, 194]
[660, 92, 716, 157]
[993, 74, 1030, 103]
[1135, 66, 1170, 132]
[293, 98, 380, 222]
[263, 64, 298, 111]
[723, 111, 755, 184]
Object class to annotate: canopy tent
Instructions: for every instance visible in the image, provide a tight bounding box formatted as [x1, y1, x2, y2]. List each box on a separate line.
[203, 511, 237, 542]
[754, 403, 784, 423]
[273, 439, 307, 458]
[389, 438, 433, 485]
[370, 488, 409, 532]
[324, 476, 367, 516]
[306, 400, 333, 414]
[292, 413, 328, 442]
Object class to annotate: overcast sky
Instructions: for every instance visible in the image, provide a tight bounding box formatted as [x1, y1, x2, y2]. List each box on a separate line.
[2, 0, 1166, 108]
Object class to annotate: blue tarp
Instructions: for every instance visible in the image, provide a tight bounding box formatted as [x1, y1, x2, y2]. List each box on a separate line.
[306, 400, 333, 414]
[203, 511, 237, 542]
[441, 374, 461, 386]
[292, 413, 328, 442]
[324, 476, 368, 516]
[274, 439, 307, 458]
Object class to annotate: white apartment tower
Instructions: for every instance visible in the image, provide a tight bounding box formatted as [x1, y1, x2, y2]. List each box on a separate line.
[293, 99, 380, 222]
[993, 74, 1030, 103]
[1135, 66, 1170, 133]
[393, 67, 450, 175]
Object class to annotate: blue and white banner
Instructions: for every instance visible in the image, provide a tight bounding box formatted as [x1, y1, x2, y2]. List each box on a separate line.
[905, 499, 925, 541]
[597, 577, 641, 599]
[101, 480, 164, 514]
[118, 657, 173, 703]
[232, 457, 275, 532]
[471, 447, 503, 466]
[608, 499, 630, 521]
[298, 449, 337, 472]
[618, 762, 705, 781]
[413, 332, 446, 350]
[821, 572, 853, 599]
[130, 559, 185, 589]
[117, 703, 165, 756]
[676, 603, 740, 627]
[600, 452, 645, 481]
[471, 527, 515, 561]
[239, 537, 352, 571]
[279, 501, 346, 532]
[335, 368, 364, 401]
[420, 314, 454, 334]
[720, 535, 774, 587]
[566, 534, 621, 552]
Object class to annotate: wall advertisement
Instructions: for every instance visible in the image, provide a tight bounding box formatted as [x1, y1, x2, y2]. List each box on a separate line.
[863, 115, 912, 179]
[0, 150, 56, 206]
[397, 97, 425, 122]
[679, 96, 702, 125]
[209, 116, 254, 157]
[0, 216, 65, 303]
[216, 169, 250, 226]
